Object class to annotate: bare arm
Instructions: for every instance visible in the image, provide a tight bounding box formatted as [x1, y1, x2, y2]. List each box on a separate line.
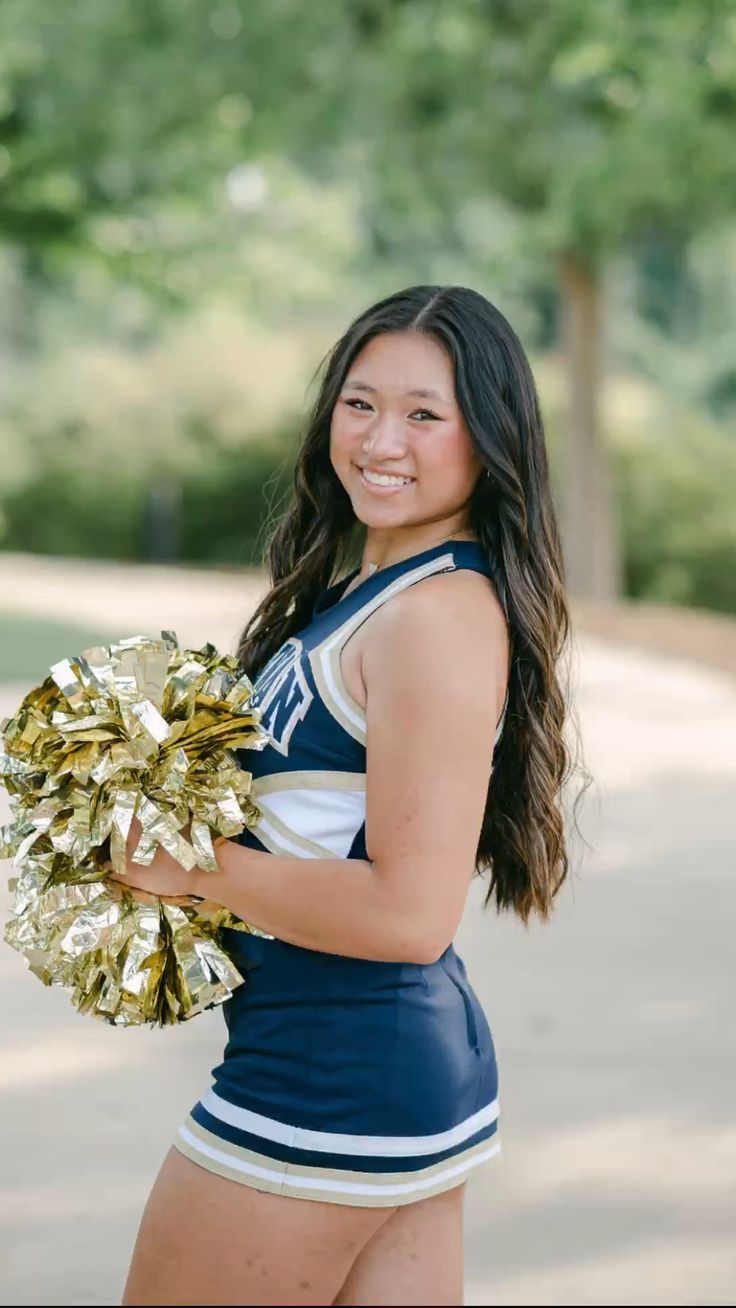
[200, 843, 406, 961]
[196, 572, 508, 963]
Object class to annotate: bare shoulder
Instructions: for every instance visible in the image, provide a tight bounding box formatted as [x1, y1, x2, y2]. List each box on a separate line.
[362, 567, 509, 714]
[360, 566, 510, 960]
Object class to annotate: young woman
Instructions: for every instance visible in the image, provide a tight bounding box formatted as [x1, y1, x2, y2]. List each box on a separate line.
[109, 284, 584, 1306]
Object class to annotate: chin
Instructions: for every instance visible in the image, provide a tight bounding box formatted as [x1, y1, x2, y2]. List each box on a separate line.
[352, 506, 413, 529]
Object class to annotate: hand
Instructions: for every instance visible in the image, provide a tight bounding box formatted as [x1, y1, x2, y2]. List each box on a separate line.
[103, 816, 204, 902]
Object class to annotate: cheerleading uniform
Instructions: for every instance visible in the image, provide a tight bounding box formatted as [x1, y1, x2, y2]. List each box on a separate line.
[173, 539, 508, 1207]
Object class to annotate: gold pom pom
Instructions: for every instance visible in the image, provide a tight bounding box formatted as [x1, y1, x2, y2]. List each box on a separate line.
[1, 632, 271, 1026]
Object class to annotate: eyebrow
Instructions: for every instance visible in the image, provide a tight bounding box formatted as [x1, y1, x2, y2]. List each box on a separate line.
[343, 380, 450, 404]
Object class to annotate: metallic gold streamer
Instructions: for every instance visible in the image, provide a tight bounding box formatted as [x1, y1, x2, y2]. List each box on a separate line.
[1, 632, 272, 1026]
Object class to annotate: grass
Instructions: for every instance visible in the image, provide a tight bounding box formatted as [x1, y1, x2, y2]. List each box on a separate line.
[0, 611, 117, 685]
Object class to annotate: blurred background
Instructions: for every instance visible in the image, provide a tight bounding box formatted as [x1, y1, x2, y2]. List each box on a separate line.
[0, 3, 734, 1304]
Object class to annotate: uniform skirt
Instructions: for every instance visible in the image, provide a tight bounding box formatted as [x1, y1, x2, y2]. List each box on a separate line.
[173, 932, 501, 1207]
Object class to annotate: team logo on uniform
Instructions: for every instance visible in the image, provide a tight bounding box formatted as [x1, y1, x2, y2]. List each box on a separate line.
[251, 638, 313, 756]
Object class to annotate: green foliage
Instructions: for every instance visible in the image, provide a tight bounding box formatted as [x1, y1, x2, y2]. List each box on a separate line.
[0, 436, 294, 566]
[179, 439, 294, 565]
[614, 415, 736, 613]
[0, 0, 734, 614]
[0, 467, 145, 560]
[2, 334, 734, 613]
[609, 224, 736, 431]
[7, 0, 732, 278]
[0, 0, 353, 267]
[339, 0, 736, 266]
[0, 307, 307, 564]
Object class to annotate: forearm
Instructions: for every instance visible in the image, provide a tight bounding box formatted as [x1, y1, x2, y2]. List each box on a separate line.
[196, 840, 425, 963]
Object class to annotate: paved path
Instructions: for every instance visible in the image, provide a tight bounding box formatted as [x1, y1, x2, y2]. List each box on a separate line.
[1, 559, 735, 1305]
[0, 553, 267, 655]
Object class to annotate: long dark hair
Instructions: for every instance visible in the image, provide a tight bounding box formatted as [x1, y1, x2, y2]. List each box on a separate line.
[237, 285, 592, 924]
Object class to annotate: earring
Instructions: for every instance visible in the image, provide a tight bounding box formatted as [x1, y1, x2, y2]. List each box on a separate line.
[485, 468, 491, 478]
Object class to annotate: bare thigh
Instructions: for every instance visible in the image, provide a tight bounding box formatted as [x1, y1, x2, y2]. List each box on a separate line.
[121, 1146, 397, 1306]
[332, 1183, 466, 1307]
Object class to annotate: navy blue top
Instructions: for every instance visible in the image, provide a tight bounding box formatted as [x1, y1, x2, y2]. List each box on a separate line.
[234, 540, 507, 910]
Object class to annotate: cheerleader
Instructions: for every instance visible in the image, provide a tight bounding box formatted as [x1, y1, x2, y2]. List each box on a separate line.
[110, 284, 579, 1306]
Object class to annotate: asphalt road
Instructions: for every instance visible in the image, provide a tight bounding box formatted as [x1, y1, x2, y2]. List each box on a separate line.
[1, 559, 734, 1305]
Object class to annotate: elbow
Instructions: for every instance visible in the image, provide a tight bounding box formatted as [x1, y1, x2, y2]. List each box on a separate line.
[394, 926, 451, 967]
[373, 881, 454, 964]
[412, 939, 451, 966]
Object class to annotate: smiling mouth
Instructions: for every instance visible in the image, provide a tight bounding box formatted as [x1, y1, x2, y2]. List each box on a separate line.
[355, 465, 416, 489]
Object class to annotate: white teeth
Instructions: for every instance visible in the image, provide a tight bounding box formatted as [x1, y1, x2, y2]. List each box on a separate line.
[361, 468, 414, 487]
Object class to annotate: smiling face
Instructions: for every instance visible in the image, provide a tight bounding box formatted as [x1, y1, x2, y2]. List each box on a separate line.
[330, 331, 484, 546]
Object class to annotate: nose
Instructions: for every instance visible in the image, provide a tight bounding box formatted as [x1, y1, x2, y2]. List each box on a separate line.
[361, 414, 408, 461]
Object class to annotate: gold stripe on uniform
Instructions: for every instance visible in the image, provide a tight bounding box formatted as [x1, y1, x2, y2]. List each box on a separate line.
[252, 771, 366, 796]
[174, 1114, 501, 1208]
[310, 552, 458, 744]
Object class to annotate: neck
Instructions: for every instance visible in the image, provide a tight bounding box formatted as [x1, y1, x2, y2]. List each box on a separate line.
[359, 528, 477, 576]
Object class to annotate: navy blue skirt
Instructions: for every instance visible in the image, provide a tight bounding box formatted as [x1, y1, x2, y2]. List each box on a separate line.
[174, 932, 500, 1207]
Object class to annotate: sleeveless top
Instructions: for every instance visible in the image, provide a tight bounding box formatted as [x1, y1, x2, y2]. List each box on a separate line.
[235, 539, 508, 896]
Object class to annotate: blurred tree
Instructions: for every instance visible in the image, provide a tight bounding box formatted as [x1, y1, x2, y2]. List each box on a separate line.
[0, 0, 349, 321]
[610, 225, 736, 429]
[336, 0, 736, 599]
[2, 0, 734, 600]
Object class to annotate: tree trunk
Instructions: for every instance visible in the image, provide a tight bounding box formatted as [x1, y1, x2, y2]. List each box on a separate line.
[556, 250, 622, 600]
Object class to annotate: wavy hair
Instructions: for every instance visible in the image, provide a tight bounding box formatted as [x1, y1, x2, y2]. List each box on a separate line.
[236, 285, 592, 925]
